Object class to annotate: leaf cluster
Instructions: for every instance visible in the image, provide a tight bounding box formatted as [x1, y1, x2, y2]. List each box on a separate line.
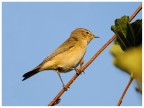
[111, 16, 142, 51]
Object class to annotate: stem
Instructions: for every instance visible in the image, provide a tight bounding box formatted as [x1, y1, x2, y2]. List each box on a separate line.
[117, 77, 134, 106]
[129, 4, 142, 22]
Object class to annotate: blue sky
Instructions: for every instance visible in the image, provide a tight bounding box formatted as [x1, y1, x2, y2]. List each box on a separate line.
[2, 2, 142, 106]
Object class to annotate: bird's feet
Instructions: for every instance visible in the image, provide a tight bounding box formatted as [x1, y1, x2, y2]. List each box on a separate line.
[74, 68, 81, 75]
[52, 98, 61, 106]
[62, 84, 70, 91]
[74, 68, 85, 75]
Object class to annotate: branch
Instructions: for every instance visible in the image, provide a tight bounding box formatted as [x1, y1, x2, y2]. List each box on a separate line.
[129, 4, 142, 22]
[117, 77, 134, 106]
[48, 4, 142, 106]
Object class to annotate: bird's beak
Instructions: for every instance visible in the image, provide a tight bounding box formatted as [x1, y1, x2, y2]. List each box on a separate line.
[93, 35, 100, 38]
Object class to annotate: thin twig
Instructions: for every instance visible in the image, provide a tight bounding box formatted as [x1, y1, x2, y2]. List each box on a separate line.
[129, 4, 142, 22]
[48, 4, 142, 106]
[117, 77, 134, 106]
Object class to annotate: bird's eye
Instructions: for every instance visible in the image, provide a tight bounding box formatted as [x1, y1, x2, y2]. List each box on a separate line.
[86, 32, 89, 34]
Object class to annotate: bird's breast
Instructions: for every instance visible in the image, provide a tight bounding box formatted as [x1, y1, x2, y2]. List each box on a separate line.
[55, 43, 86, 72]
[41, 42, 87, 72]
[59, 45, 86, 70]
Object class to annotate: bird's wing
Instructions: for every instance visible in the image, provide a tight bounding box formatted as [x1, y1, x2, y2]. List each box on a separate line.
[40, 37, 78, 65]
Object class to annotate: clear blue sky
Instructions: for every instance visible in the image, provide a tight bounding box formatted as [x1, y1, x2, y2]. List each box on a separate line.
[2, 2, 142, 106]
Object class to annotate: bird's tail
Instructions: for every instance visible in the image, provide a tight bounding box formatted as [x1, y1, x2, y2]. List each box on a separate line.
[22, 67, 40, 81]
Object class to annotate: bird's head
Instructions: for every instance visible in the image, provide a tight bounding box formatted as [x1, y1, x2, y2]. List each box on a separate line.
[71, 28, 99, 44]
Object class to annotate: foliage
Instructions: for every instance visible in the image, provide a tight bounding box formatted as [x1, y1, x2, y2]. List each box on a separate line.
[110, 16, 142, 93]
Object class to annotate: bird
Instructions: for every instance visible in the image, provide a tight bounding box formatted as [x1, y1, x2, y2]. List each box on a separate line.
[22, 28, 99, 87]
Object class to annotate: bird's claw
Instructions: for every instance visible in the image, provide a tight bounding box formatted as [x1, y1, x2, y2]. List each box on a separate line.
[53, 98, 61, 106]
[74, 68, 81, 75]
[74, 68, 85, 75]
[63, 85, 70, 91]
[82, 70, 85, 74]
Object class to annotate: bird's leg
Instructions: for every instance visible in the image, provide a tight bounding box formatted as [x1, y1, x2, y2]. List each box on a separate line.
[79, 59, 85, 74]
[56, 70, 67, 91]
[80, 59, 84, 68]
[73, 59, 85, 75]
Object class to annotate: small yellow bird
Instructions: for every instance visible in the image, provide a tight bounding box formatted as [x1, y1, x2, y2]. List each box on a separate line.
[22, 28, 99, 87]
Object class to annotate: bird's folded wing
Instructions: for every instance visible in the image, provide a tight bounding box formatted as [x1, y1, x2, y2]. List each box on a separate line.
[39, 37, 78, 65]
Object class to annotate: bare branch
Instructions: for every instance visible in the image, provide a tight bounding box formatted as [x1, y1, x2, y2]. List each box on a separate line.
[129, 4, 142, 22]
[117, 77, 134, 106]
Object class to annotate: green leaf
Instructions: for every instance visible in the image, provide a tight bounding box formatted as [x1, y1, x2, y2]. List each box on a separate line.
[110, 16, 142, 93]
[127, 22, 135, 46]
[111, 16, 142, 51]
[131, 19, 142, 46]
[111, 16, 132, 50]
[115, 16, 129, 38]
[110, 44, 142, 93]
